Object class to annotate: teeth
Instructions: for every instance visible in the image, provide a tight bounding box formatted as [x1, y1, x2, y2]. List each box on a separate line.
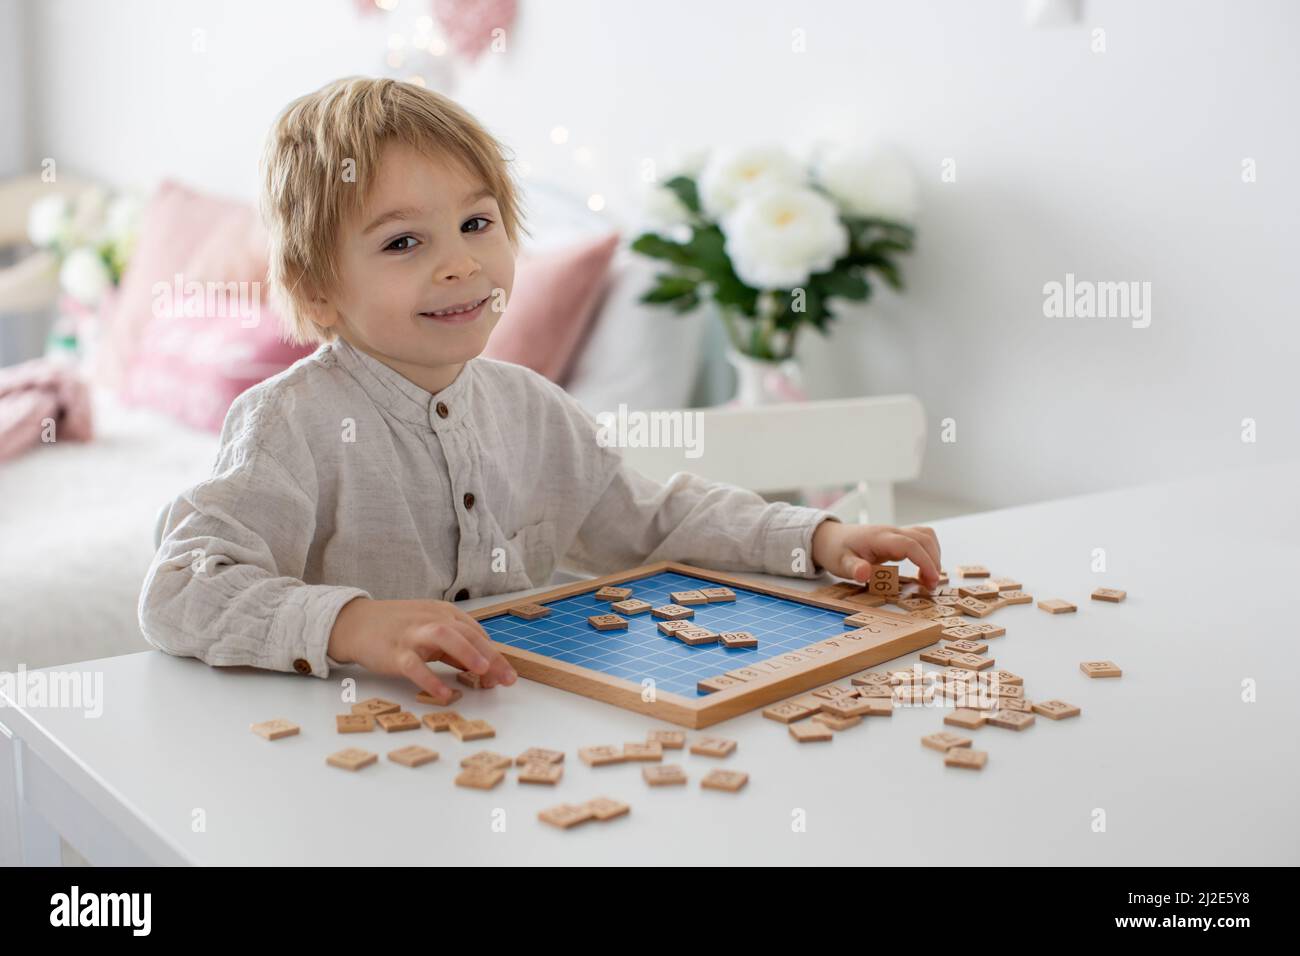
[428, 296, 483, 317]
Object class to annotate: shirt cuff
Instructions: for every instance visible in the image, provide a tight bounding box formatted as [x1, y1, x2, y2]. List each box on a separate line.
[268, 585, 372, 677]
[763, 505, 838, 579]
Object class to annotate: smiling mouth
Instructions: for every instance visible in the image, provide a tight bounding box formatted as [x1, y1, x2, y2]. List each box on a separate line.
[420, 294, 489, 318]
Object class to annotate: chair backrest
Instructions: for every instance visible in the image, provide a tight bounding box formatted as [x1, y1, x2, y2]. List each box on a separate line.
[614, 394, 926, 493]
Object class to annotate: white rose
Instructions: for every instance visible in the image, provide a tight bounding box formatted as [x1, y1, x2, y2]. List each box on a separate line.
[722, 186, 849, 290]
[638, 182, 693, 231]
[698, 145, 803, 218]
[105, 194, 143, 243]
[815, 146, 917, 222]
[59, 247, 112, 306]
[27, 195, 69, 248]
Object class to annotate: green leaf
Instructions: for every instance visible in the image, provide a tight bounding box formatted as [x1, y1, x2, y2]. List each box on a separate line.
[662, 175, 701, 215]
[816, 270, 870, 300]
[630, 232, 694, 266]
[641, 274, 699, 303]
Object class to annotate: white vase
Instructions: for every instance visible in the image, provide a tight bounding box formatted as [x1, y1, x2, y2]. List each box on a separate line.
[724, 347, 806, 406]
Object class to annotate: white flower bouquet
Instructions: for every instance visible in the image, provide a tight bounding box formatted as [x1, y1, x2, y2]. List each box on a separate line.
[632, 145, 916, 362]
[27, 188, 142, 308]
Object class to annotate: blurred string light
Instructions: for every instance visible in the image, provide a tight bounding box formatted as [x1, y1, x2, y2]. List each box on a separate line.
[374, 0, 399, 11]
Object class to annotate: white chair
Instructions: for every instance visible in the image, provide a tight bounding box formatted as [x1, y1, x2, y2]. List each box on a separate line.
[613, 394, 926, 525]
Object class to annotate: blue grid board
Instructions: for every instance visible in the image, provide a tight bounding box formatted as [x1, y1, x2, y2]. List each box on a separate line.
[480, 571, 856, 699]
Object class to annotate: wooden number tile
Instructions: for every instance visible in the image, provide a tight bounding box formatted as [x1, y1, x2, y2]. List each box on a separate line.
[595, 586, 633, 601]
[942, 624, 984, 640]
[762, 701, 817, 723]
[611, 598, 652, 615]
[869, 565, 901, 597]
[956, 597, 996, 618]
[701, 769, 749, 792]
[588, 614, 628, 631]
[657, 619, 694, 636]
[1091, 588, 1127, 603]
[812, 712, 862, 731]
[789, 721, 833, 743]
[957, 565, 991, 578]
[508, 603, 551, 621]
[455, 767, 505, 790]
[336, 714, 375, 734]
[518, 762, 564, 785]
[669, 590, 709, 605]
[538, 803, 596, 829]
[375, 712, 420, 733]
[718, 631, 758, 649]
[944, 709, 988, 730]
[987, 709, 1036, 731]
[1037, 599, 1077, 614]
[643, 764, 688, 786]
[991, 577, 1023, 591]
[582, 797, 631, 821]
[449, 719, 495, 742]
[700, 587, 737, 603]
[958, 583, 1001, 600]
[579, 745, 626, 766]
[689, 737, 737, 758]
[416, 688, 463, 706]
[990, 683, 1025, 699]
[1032, 700, 1082, 719]
[460, 750, 512, 772]
[724, 667, 766, 682]
[647, 729, 686, 750]
[676, 626, 719, 646]
[981, 669, 1023, 686]
[896, 598, 936, 614]
[326, 748, 378, 771]
[1080, 660, 1122, 678]
[251, 718, 300, 740]
[913, 606, 960, 621]
[352, 697, 400, 717]
[963, 622, 1007, 639]
[851, 671, 893, 686]
[812, 684, 857, 700]
[922, 732, 972, 752]
[622, 742, 664, 762]
[456, 672, 486, 689]
[945, 748, 988, 770]
[949, 653, 995, 672]
[388, 745, 438, 767]
[944, 639, 989, 655]
[422, 710, 464, 732]
[516, 747, 564, 766]
[853, 696, 894, 717]
[996, 697, 1034, 713]
[920, 647, 960, 666]
[856, 682, 894, 699]
[843, 610, 885, 627]
[697, 675, 742, 693]
[651, 604, 694, 620]
[998, 590, 1033, 606]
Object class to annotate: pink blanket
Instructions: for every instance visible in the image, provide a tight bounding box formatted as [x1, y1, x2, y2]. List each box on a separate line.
[0, 357, 94, 463]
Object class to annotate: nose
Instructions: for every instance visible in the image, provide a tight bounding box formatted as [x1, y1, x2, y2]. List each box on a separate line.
[437, 242, 481, 284]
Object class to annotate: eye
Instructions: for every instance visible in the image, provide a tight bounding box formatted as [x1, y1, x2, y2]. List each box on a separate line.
[384, 235, 418, 252]
[462, 216, 493, 234]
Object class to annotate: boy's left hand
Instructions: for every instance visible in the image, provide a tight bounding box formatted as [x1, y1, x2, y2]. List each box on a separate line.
[811, 520, 942, 590]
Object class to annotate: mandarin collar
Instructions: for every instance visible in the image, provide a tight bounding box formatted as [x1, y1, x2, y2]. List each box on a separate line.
[330, 336, 473, 428]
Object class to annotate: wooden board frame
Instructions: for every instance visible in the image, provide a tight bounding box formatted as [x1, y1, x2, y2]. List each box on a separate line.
[470, 562, 942, 729]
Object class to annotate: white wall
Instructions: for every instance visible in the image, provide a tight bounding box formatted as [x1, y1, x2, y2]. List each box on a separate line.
[20, 0, 1300, 509]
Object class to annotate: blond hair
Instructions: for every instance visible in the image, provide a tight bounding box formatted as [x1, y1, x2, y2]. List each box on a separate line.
[260, 76, 527, 346]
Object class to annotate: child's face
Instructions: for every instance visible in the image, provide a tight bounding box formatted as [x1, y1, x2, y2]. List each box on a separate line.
[321, 140, 514, 388]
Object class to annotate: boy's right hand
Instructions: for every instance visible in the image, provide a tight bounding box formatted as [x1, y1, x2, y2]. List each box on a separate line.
[328, 597, 517, 703]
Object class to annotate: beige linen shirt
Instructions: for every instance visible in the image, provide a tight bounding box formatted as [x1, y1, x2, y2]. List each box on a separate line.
[138, 337, 834, 678]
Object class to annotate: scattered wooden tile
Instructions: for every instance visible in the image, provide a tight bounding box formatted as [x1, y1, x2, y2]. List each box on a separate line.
[851, 671, 893, 686]
[789, 721, 833, 743]
[648, 729, 686, 749]
[945, 748, 988, 770]
[914, 606, 961, 620]
[657, 619, 694, 636]
[336, 713, 375, 734]
[922, 732, 972, 752]
[579, 745, 626, 767]
[896, 597, 935, 613]
[963, 622, 1007, 639]
[515, 747, 564, 767]
[718, 631, 758, 649]
[675, 626, 719, 646]
[812, 712, 862, 731]
[460, 750, 512, 772]
[376, 711, 420, 733]
[941, 624, 983, 640]
[997, 698, 1035, 713]
[998, 590, 1033, 607]
[689, 737, 737, 758]
[595, 585, 633, 601]
[1080, 660, 1122, 678]
[250, 718, 300, 741]
[538, 803, 596, 829]
[920, 647, 960, 666]
[582, 797, 631, 821]
[949, 653, 995, 672]
[944, 709, 988, 730]
[651, 604, 694, 620]
[701, 769, 749, 792]
[587, 613, 628, 631]
[991, 577, 1022, 591]
[854, 696, 894, 717]
[669, 590, 709, 606]
[843, 610, 885, 627]
[987, 709, 1036, 731]
[326, 748, 377, 771]
[416, 688, 463, 706]
[388, 745, 438, 767]
[957, 565, 990, 578]
[945, 639, 989, 655]
[457, 672, 485, 689]
[455, 767, 505, 789]
[518, 762, 564, 785]
[1091, 588, 1127, 603]
[958, 583, 1001, 600]
[421, 710, 464, 732]
[980, 669, 1023, 686]
[1033, 700, 1082, 720]
[700, 587, 737, 603]
[1037, 599, 1077, 614]
[611, 598, 652, 615]
[990, 683, 1025, 699]
[449, 719, 495, 742]
[642, 764, 688, 786]
[893, 685, 935, 705]
[856, 683, 894, 699]
[352, 697, 400, 717]
[762, 701, 817, 723]
[622, 741, 664, 762]
[869, 565, 901, 597]
[508, 603, 550, 621]
[812, 684, 857, 700]
[956, 597, 996, 618]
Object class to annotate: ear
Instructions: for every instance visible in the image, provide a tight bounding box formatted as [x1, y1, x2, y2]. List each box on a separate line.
[301, 292, 340, 332]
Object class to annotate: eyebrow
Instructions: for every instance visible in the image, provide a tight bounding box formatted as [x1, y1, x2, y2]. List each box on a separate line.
[361, 187, 497, 235]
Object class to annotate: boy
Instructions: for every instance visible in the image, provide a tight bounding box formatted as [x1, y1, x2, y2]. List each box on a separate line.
[138, 77, 941, 704]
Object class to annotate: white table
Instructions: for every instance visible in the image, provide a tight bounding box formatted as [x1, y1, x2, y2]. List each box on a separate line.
[3, 462, 1298, 865]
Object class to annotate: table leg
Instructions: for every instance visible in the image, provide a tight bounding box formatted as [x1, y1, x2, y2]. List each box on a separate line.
[0, 718, 61, 866]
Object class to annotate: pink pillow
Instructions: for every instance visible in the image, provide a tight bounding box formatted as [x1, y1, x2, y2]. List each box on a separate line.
[482, 233, 620, 384]
[115, 181, 314, 431]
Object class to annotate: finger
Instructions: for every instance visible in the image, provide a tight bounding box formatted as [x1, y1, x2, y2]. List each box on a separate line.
[397, 650, 456, 703]
[842, 552, 871, 583]
[451, 615, 517, 686]
[900, 526, 941, 579]
[415, 622, 492, 678]
[881, 532, 939, 586]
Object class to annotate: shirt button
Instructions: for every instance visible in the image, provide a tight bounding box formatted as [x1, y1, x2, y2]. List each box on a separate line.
[463, 492, 475, 510]
[455, 588, 470, 601]
[436, 401, 449, 419]
[292, 658, 312, 675]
